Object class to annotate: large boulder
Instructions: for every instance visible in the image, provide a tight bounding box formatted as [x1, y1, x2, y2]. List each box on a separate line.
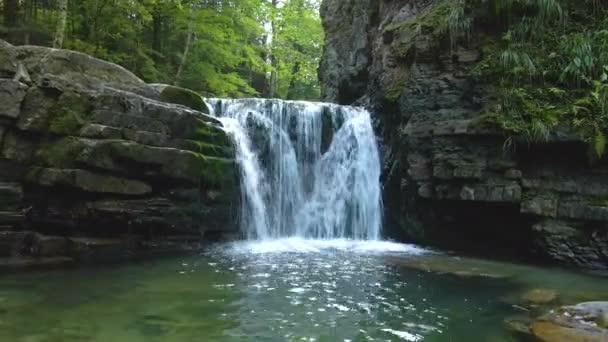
[531, 302, 608, 342]
[0, 40, 239, 267]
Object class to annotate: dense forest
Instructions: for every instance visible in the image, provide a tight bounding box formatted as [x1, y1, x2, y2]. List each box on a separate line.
[0, 0, 323, 100]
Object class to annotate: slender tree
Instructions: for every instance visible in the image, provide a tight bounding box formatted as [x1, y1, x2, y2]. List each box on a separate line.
[175, 7, 194, 86]
[53, 0, 68, 48]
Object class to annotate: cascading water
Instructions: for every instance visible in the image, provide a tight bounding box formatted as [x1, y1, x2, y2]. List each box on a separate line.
[207, 98, 382, 241]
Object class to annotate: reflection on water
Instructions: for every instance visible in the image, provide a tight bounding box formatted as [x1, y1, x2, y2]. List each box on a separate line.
[0, 239, 607, 341]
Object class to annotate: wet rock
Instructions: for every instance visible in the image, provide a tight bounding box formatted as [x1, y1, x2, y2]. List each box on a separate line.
[504, 169, 523, 180]
[532, 220, 608, 270]
[521, 192, 559, 217]
[32, 234, 68, 257]
[0, 256, 74, 271]
[0, 182, 24, 227]
[388, 254, 509, 279]
[0, 182, 22, 208]
[531, 321, 605, 342]
[68, 237, 130, 261]
[25, 167, 152, 196]
[531, 302, 608, 342]
[504, 316, 534, 341]
[599, 312, 608, 328]
[0, 230, 31, 257]
[521, 288, 559, 306]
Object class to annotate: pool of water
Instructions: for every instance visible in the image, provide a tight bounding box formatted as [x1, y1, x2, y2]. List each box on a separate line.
[1, 239, 607, 341]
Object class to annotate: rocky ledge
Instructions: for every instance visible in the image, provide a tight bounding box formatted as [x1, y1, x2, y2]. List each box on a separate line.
[320, 0, 608, 269]
[0, 40, 238, 269]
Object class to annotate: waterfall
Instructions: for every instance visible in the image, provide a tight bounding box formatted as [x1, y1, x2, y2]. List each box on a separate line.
[207, 98, 382, 241]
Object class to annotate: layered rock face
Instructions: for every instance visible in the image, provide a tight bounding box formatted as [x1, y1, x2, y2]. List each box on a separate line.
[0, 40, 238, 267]
[320, 0, 608, 269]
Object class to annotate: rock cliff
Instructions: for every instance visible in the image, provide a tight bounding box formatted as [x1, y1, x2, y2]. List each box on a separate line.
[320, 0, 608, 269]
[0, 40, 238, 268]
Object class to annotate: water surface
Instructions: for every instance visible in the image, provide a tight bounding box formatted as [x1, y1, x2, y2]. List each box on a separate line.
[1, 239, 607, 341]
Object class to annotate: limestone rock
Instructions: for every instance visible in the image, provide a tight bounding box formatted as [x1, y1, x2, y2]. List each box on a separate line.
[13, 44, 154, 96]
[32, 234, 68, 257]
[0, 39, 239, 264]
[521, 192, 559, 217]
[0, 79, 27, 119]
[532, 219, 608, 269]
[25, 167, 152, 195]
[0, 183, 24, 226]
[0, 40, 17, 78]
[0, 230, 30, 257]
[319, 0, 608, 269]
[531, 302, 608, 342]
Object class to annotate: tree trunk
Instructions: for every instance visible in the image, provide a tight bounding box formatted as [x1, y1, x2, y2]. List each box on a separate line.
[53, 0, 68, 48]
[174, 14, 194, 86]
[286, 61, 301, 100]
[4, 0, 18, 27]
[267, 0, 279, 98]
[152, 11, 162, 57]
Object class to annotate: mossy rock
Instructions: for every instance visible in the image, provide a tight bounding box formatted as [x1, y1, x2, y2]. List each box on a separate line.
[384, 0, 451, 36]
[49, 91, 93, 135]
[177, 139, 234, 159]
[35, 136, 88, 168]
[160, 86, 209, 113]
[191, 154, 237, 190]
[190, 122, 232, 147]
[0, 40, 17, 77]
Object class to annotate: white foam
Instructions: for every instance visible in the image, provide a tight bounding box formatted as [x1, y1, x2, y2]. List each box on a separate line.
[225, 238, 429, 255]
[380, 329, 423, 341]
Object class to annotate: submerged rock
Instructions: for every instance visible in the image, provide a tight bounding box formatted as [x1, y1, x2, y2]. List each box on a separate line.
[521, 288, 559, 306]
[388, 254, 509, 279]
[504, 316, 534, 341]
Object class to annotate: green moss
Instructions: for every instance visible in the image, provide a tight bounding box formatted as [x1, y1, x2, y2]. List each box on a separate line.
[180, 140, 234, 158]
[190, 122, 232, 147]
[49, 92, 92, 135]
[386, 78, 407, 102]
[36, 137, 86, 167]
[160, 86, 208, 113]
[385, 0, 451, 37]
[192, 153, 237, 190]
[587, 198, 608, 208]
[382, 0, 454, 67]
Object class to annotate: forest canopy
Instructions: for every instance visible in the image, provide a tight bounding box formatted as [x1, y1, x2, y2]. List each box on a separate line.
[0, 0, 323, 100]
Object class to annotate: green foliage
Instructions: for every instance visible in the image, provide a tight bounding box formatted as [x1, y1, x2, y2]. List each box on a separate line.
[267, 0, 324, 100]
[455, 0, 608, 157]
[2, 0, 323, 100]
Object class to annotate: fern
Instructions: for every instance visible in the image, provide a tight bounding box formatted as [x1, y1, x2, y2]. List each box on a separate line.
[593, 130, 606, 158]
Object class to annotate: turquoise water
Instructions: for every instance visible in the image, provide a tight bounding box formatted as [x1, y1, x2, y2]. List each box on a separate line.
[1, 239, 607, 341]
